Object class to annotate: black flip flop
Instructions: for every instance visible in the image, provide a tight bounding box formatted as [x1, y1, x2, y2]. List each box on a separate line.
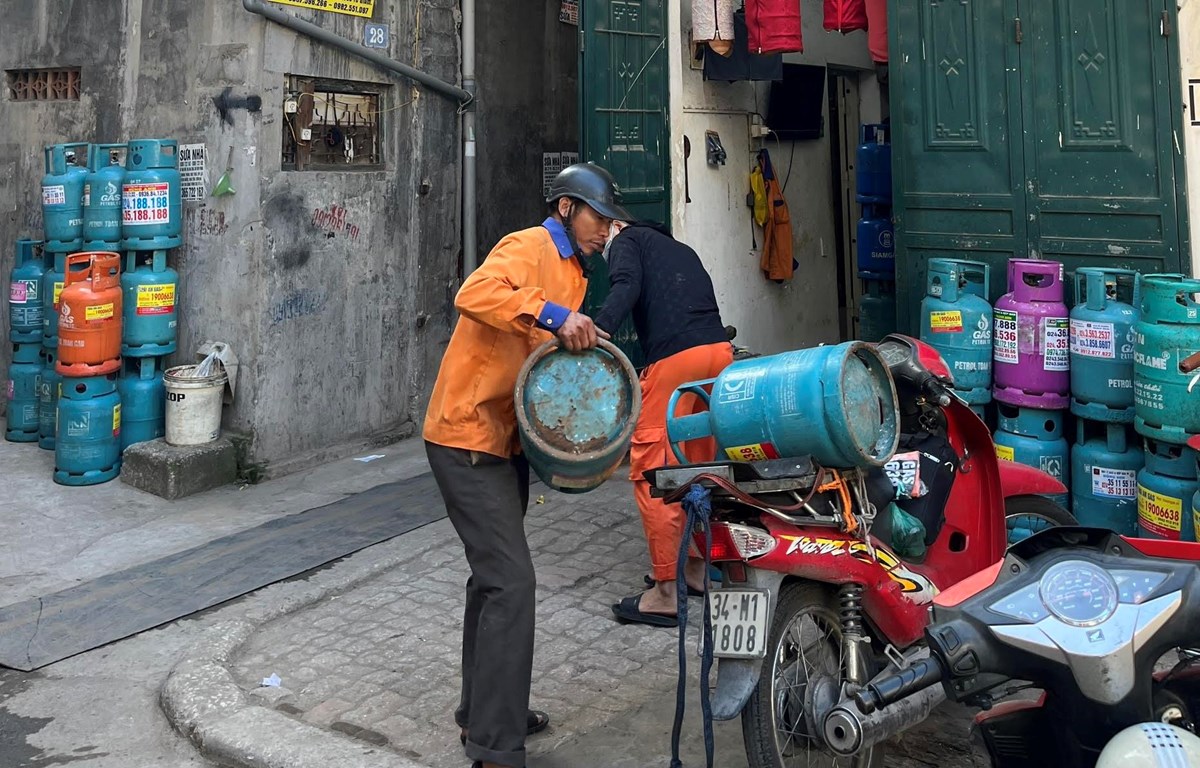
[643, 574, 706, 597]
[460, 710, 550, 746]
[611, 594, 679, 627]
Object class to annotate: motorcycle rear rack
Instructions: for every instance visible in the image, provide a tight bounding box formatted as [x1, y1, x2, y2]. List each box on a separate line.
[645, 457, 818, 497]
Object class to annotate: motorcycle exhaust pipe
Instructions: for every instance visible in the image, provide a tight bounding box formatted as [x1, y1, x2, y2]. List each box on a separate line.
[822, 679, 946, 756]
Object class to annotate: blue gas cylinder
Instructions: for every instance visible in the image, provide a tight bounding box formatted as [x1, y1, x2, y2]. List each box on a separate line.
[1136, 437, 1198, 542]
[121, 250, 178, 356]
[54, 373, 121, 485]
[121, 139, 182, 251]
[38, 348, 60, 451]
[920, 258, 993, 405]
[5, 343, 42, 443]
[39, 252, 66, 348]
[9, 239, 46, 343]
[41, 143, 89, 252]
[855, 124, 891, 203]
[1134, 275, 1200, 444]
[666, 341, 899, 468]
[82, 143, 127, 247]
[1071, 420, 1143, 535]
[116, 357, 164, 450]
[856, 205, 894, 274]
[994, 404, 1070, 508]
[858, 277, 896, 343]
[1071, 268, 1140, 423]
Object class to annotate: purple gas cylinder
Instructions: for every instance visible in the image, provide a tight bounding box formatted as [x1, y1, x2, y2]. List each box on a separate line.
[993, 259, 1070, 409]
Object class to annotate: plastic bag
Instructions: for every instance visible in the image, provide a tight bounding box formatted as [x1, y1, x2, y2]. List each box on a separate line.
[888, 502, 927, 560]
[194, 349, 223, 378]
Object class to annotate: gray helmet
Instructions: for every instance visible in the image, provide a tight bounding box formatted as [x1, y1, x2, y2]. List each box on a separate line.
[546, 163, 634, 222]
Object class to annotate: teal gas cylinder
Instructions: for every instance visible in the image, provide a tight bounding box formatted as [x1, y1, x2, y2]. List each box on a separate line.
[54, 373, 121, 486]
[515, 339, 640, 494]
[116, 357, 164, 450]
[919, 258, 992, 405]
[1071, 420, 1144, 536]
[5, 343, 42, 442]
[39, 252, 66, 349]
[121, 250, 178, 356]
[9, 239, 46, 343]
[41, 143, 89, 252]
[666, 341, 899, 468]
[1071, 268, 1139, 423]
[1134, 274, 1200, 443]
[1137, 437, 1198, 542]
[858, 277, 896, 343]
[994, 403, 1070, 508]
[38, 348, 60, 450]
[82, 143, 127, 247]
[121, 139, 181, 251]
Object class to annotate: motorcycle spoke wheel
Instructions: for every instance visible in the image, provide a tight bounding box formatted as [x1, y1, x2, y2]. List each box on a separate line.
[741, 582, 883, 768]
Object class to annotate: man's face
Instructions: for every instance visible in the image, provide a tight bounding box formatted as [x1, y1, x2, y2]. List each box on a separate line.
[559, 198, 613, 256]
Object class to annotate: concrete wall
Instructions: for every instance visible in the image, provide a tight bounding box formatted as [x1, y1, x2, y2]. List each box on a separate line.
[1182, 0, 1199, 273]
[667, 0, 880, 355]
[475, 5, 578, 255]
[0, 0, 461, 476]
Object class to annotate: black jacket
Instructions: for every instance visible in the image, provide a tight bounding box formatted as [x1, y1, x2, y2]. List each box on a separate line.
[594, 223, 727, 366]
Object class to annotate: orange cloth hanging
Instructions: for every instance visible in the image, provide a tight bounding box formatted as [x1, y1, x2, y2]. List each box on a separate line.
[756, 149, 794, 282]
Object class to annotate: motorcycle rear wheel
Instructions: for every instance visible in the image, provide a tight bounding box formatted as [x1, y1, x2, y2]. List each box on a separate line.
[1005, 494, 1076, 544]
[742, 581, 884, 768]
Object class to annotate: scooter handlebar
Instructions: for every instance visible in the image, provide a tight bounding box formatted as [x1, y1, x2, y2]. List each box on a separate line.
[853, 656, 945, 714]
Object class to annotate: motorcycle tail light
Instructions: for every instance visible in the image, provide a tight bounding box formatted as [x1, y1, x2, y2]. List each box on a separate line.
[693, 522, 776, 561]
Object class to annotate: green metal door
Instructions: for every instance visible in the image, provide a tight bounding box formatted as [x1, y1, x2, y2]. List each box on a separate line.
[578, 0, 671, 367]
[891, 0, 1187, 333]
[889, 0, 1027, 333]
[1021, 0, 1182, 277]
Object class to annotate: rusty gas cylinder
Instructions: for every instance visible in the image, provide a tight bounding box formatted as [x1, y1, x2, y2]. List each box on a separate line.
[56, 251, 122, 376]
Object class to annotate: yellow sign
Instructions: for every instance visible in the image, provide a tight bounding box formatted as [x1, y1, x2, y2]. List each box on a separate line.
[113, 403, 122, 435]
[995, 444, 1014, 462]
[136, 283, 176, 315]
[269, 0, 374, 18]
[85, 303, 115, 321]
[725, 442, 779, 462]
[928, 310, 963, 333]
[1138, 485, 1182, 539]
[53, 281, 64, 306]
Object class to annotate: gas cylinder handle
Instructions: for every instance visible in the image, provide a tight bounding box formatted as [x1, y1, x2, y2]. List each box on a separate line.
[956, 259, 990, 297]
[64, 252, 94, 286]
[666, 380, 716, 464]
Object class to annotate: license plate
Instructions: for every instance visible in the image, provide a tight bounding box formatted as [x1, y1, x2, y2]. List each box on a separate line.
[709, 588, 770, 659]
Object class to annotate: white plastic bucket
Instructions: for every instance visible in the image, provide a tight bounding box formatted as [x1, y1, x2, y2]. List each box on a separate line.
[164, 365, 227, 446]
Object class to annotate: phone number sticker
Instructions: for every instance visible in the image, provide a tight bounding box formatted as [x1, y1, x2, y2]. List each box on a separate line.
[122, 182, 171, 226]
[993, 310, 1019, 364]
[1138, 485, 1182, 539]
[136, 283, 176, 315]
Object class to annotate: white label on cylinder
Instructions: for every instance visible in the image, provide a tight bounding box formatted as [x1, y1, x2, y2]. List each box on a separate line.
[1043, 317, 1070, 371]
[1070, 319, 1116, 359]
[1092, 466, 1137, 499]
[993, 309, 1019, 364]
[42, 185, 66, 206]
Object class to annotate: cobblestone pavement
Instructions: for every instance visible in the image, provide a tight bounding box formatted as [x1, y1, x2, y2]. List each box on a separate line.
[232, 474, 977, 768]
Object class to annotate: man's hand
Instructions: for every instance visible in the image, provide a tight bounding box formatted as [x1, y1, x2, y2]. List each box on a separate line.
[556, 311, 610, 352]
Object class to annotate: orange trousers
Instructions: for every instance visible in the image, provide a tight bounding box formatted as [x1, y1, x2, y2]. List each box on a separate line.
[629, 342, 734, 582]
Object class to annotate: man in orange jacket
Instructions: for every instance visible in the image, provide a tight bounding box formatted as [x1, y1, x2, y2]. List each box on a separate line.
[423, 163, 632, 768]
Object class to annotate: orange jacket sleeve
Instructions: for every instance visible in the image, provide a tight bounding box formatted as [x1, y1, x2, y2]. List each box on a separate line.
[454, 231, 559, 336]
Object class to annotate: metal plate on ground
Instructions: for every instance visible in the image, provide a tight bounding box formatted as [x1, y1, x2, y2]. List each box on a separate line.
[0, 472, 446, 671]
[709, 588, 770, 659]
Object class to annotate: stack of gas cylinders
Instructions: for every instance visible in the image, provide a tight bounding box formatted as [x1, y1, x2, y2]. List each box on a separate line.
[4, 139, 181, 487]
[1132, 274, 1200, 543]
[855, 123, 896, 342]
[918, 256, 1200, 543]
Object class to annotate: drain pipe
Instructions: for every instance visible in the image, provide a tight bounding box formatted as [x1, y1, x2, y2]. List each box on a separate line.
[240, 0, 477, 273]
[461, 0, 478, 274]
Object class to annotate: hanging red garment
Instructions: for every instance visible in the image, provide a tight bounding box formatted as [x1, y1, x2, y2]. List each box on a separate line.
[865, 0, 888, 62]
[823, 0, 867, 33]
[745, 0, 803, 55]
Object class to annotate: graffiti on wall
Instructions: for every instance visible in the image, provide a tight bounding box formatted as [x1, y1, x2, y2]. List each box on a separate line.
[311, 203, 361, 241]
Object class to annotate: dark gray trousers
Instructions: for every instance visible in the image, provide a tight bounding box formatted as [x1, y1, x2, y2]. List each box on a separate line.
[425, 441, 533, 768]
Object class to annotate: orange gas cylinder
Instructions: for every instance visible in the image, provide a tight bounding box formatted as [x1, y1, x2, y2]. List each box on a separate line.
[56, 251, 122, 376]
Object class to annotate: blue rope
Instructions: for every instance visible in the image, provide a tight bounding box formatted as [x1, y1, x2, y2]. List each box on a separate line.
[669, 483, 715, 768]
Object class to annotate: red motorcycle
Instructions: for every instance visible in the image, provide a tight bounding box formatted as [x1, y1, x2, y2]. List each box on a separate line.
[650, 334, 1072, 768]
